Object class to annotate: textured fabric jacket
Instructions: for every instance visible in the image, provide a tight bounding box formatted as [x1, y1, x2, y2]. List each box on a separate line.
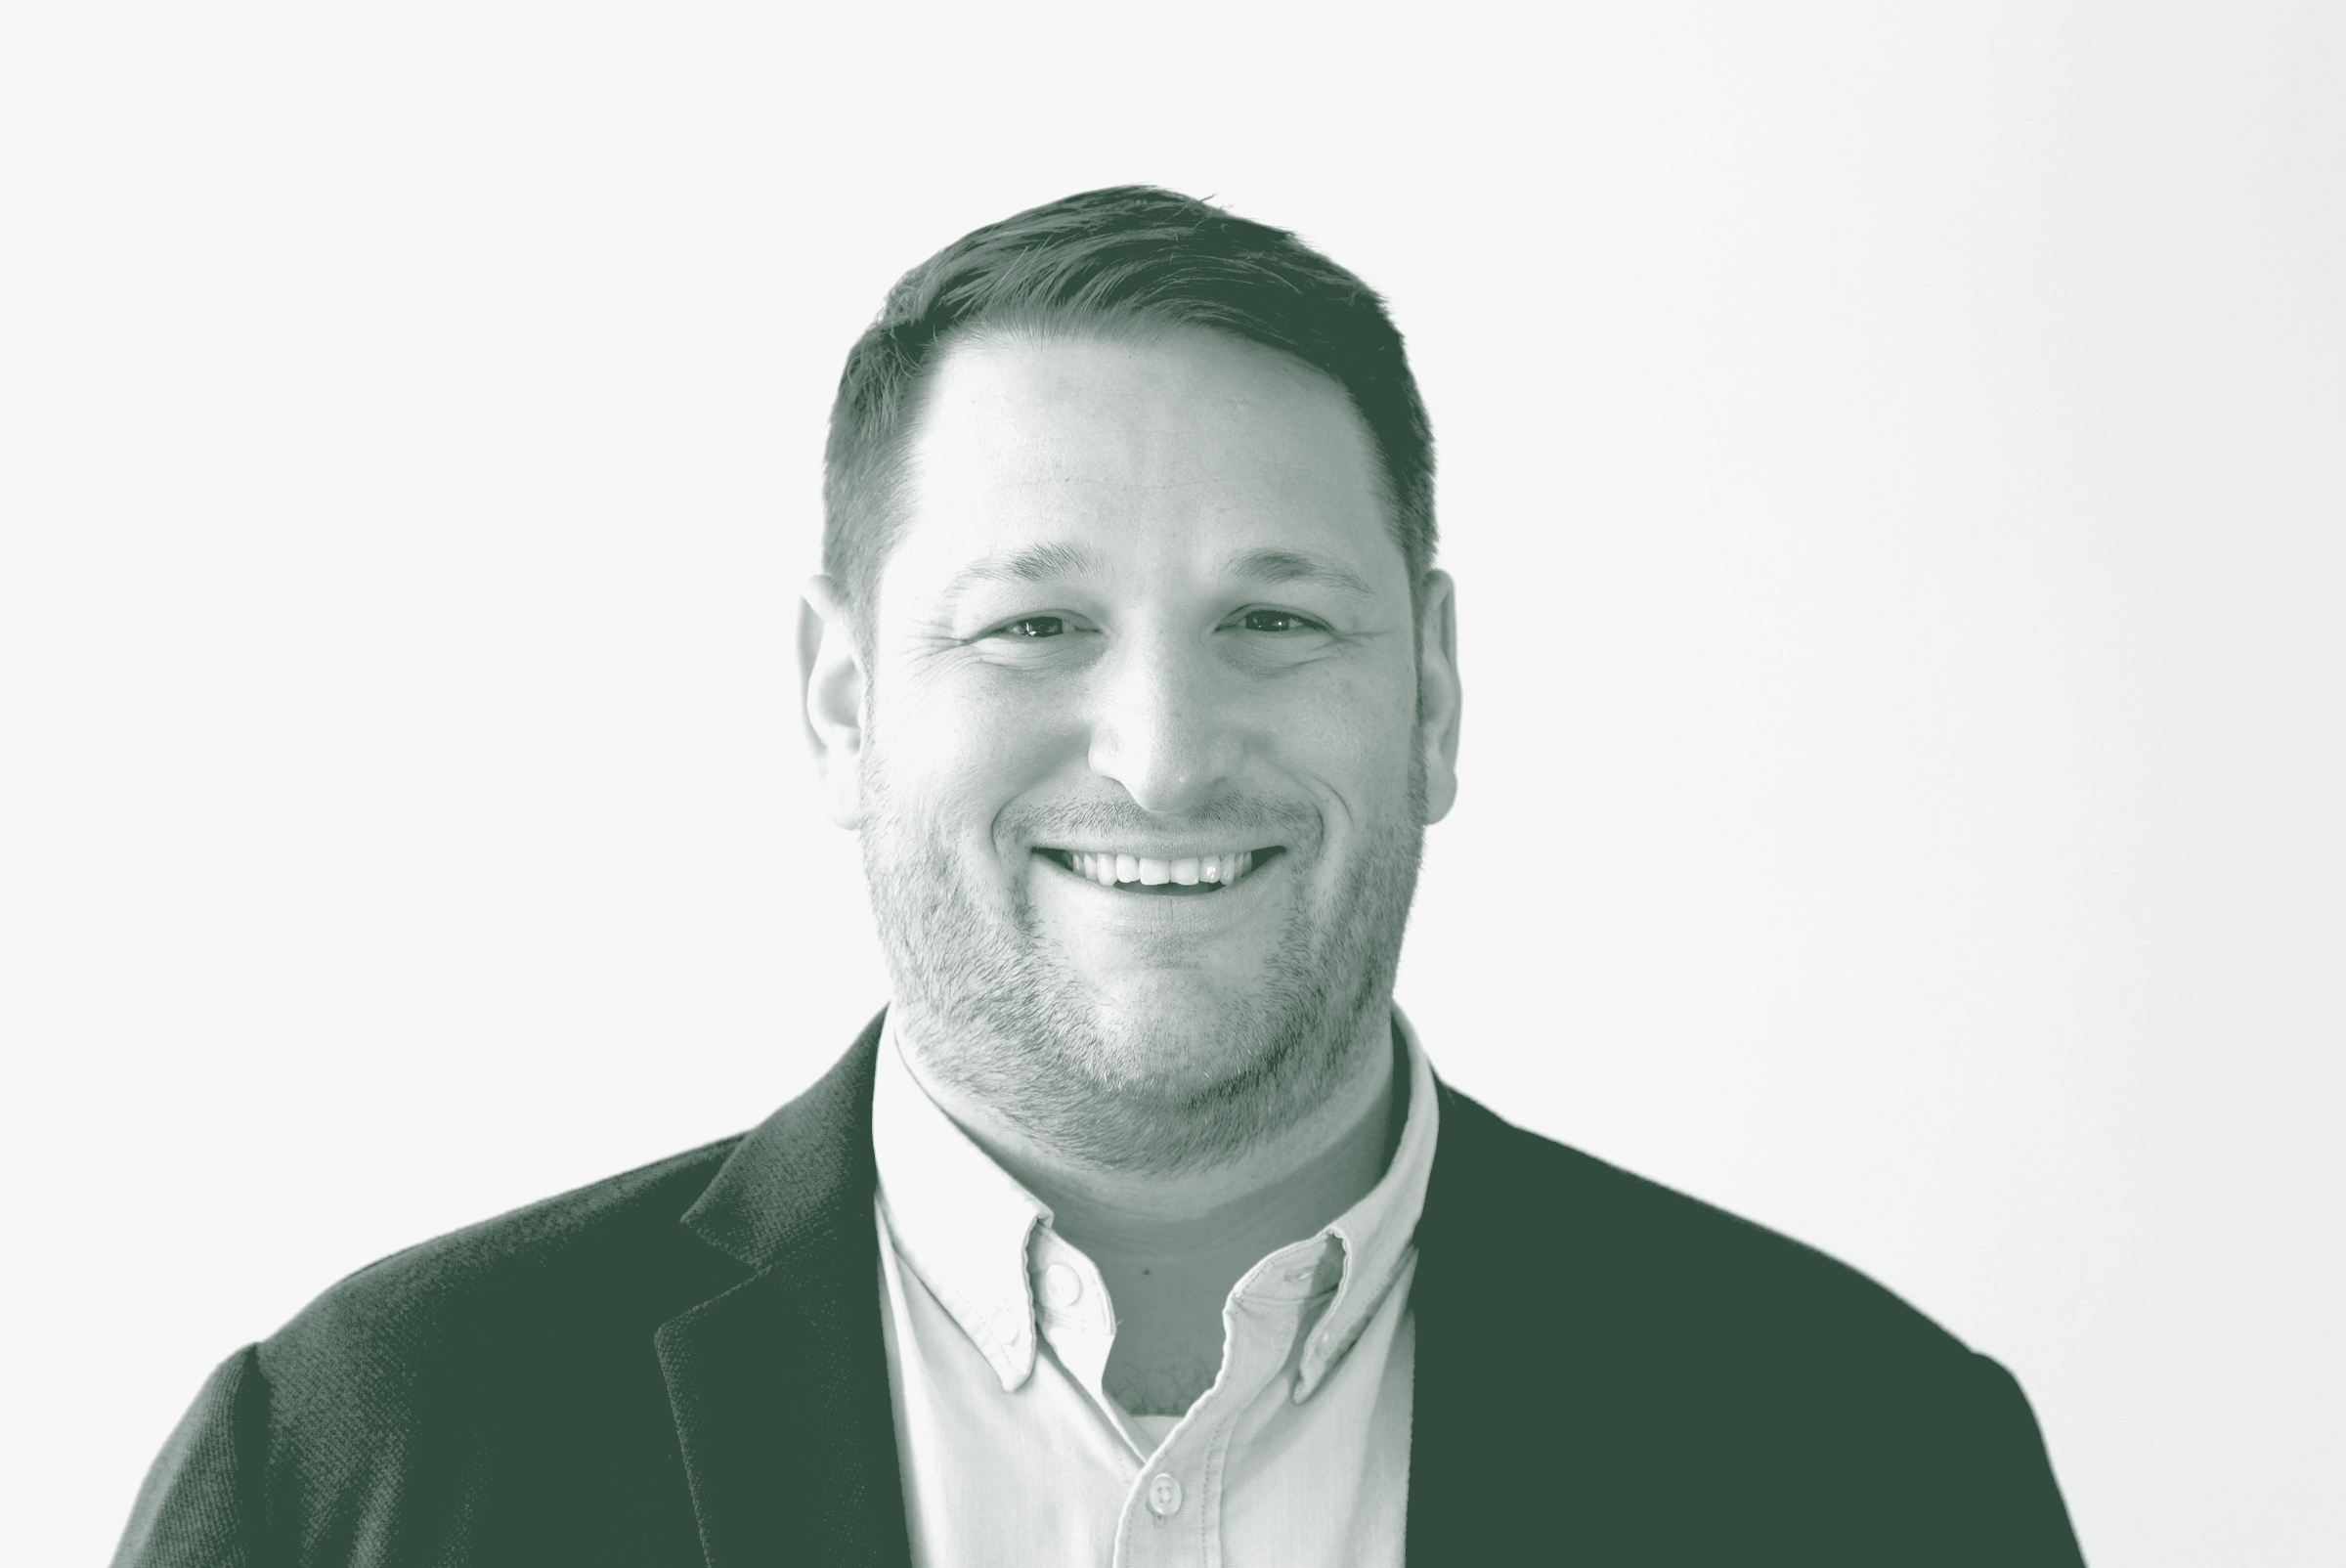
[114, 1014, 2085, 1566]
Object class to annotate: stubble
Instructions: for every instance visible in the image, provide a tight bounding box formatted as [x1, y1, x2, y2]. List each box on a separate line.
[858, 745, 1425, 1176]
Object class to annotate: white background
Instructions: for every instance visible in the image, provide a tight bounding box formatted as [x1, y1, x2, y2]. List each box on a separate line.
[5, 4, 2339, 1563]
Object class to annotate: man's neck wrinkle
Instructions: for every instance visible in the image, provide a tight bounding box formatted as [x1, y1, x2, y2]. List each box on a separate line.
[1040, 1118, 1384, 1268]
[899, 1013, 1398, 1270]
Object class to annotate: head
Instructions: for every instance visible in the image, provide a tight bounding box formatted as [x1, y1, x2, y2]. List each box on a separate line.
[802, 187, 1461, 1174]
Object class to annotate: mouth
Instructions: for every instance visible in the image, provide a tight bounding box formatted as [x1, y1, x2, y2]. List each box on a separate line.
[1034, 846, 1286, 896]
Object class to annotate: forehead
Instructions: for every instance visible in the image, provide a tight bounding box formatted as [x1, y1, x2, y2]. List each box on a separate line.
[888, 327, 1400, 598]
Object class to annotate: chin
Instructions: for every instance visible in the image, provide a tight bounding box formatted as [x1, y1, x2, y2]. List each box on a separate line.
[1077, 988, 1287, 1097]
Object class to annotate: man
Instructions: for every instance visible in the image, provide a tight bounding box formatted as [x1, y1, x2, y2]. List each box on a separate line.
[114, 187, 2084, 1567]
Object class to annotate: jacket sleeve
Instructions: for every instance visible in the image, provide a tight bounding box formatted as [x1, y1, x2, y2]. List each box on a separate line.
[112, 1346, 272, 1568]
[1951, 1352, 2086, 1566]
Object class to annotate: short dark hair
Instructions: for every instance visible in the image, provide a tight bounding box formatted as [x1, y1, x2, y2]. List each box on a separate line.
[821, 186, 1436, 628]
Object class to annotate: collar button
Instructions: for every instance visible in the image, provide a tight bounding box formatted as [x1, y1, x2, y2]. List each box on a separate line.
[1041, 1262, 1083, 1308]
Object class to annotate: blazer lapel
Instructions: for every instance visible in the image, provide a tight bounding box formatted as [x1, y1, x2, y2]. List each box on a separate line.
[655, 1015, 913, 1568]
[1406, 1082, 1585, 1562]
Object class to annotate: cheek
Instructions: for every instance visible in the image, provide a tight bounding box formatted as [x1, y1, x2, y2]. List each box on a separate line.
[1271, 667, 1421, 794]
[877, 669, 1086, 820]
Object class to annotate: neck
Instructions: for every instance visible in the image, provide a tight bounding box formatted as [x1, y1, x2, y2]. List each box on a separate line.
[898, 1008, 1406, 1415]
[909, 1009, 1403, 1258]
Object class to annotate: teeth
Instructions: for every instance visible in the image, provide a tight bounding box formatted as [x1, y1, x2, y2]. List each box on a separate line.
[1060, 849, 1260, 888]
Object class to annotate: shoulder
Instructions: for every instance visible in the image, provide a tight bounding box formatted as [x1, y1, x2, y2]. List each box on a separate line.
[253, 1135, 752, 1424]
[1427, 1083, 1979, 1377]
[250, 1018, 890, 1423]
[1414, 1087, 2081, 1561]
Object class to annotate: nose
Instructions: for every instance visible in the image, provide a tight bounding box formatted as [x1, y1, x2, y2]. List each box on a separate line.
[1086, 629, 1242, 815]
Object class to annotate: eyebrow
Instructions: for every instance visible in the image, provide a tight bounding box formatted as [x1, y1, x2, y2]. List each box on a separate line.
[937, 542, 1378, 607]
[939, 543, 1105, 608]
[1220, 547, 1378, 601]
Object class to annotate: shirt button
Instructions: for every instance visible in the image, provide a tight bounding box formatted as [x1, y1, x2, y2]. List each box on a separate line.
[1042, 1262, 1082, 1308]
[1147, 1472, 1183, 1517]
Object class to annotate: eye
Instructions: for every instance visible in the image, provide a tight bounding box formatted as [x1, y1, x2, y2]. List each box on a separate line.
[1233, 608, 1328, 633]
[990, 615, 1069, 639]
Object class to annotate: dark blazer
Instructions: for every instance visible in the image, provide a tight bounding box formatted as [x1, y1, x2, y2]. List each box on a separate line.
[114, 1014, 2084, 1566]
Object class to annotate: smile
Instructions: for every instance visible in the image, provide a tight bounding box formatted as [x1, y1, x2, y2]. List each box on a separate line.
[1035, 847, 1284, 895]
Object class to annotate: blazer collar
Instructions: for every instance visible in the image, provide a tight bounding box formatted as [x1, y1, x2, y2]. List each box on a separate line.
[655, 1010, 913, 1568]
[1406, 1081, 1621, 1565]
[680, 1011, 890, 1269]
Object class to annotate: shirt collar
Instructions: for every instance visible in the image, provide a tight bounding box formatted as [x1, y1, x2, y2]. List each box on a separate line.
[870, 1008, 1441, 1400]
[870, 1017, 1051, 1391]
[1292, 1008, 1439, 1398]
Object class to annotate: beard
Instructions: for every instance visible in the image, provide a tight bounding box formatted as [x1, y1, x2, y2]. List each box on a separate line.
[858, 743, 1426, 1177]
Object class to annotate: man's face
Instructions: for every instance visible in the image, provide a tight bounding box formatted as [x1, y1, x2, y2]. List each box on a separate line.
[816, 326, 1459, 1170]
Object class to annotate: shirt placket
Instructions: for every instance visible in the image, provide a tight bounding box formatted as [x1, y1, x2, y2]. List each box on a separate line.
[1108, 1237, 1344, 1568]
[1028, 1227, 1119, 1409]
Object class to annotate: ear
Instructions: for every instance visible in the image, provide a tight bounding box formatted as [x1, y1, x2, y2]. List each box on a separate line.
[798, 574, 868, 829]
[1414, 570, 1462, 824]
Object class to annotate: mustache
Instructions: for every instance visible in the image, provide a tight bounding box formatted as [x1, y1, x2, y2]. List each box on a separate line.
[1000, 794, 1322, 849]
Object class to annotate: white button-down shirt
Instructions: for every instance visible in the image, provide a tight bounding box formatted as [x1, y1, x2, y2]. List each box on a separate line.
[871, 1011, 1441, 1568]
